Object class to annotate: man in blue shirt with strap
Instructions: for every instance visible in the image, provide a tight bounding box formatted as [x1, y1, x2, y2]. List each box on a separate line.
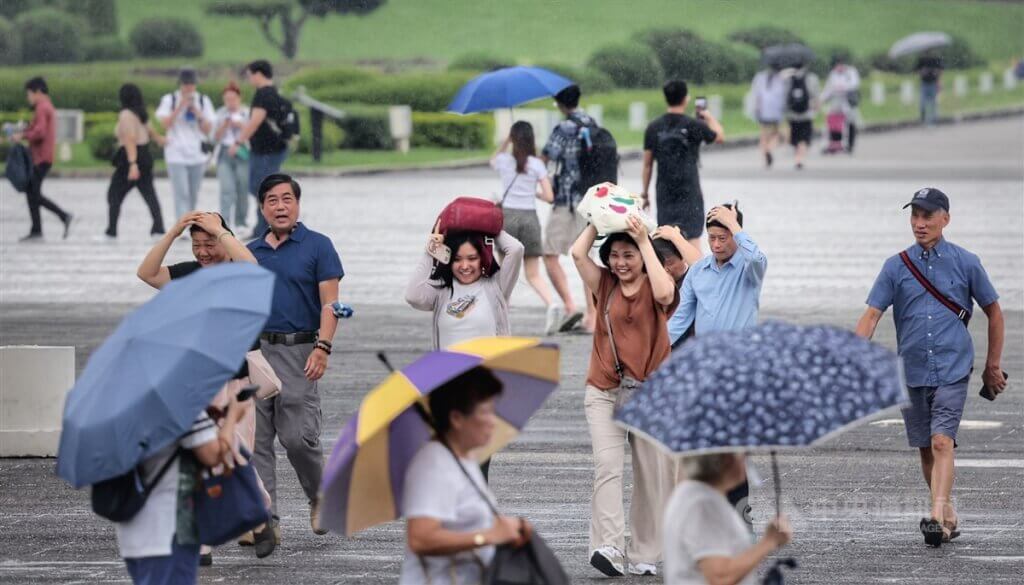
[856, 187, 1005, 547]
[247, 174, 344, 555]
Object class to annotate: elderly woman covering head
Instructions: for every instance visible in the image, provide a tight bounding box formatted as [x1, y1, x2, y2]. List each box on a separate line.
[663, 453, 792, 585]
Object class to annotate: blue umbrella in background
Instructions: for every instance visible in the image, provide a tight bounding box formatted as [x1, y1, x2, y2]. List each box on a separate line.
[56, 263, 274, 488]
[615, 321, 907, 514]
[447, 66, 574, 114]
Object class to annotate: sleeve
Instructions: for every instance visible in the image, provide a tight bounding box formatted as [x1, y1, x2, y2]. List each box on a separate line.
[202, 96, 217, 124]
[180, 412, 218, 449]
[22, 106, 49, 143]
[669, 275, 697, 345]
[643, 121, 657, 152]
[405, 251, 442, 311]
[402, 446, 459, 522]
[315, 236, 344, 282]
[865, 261, 895, 312]
[541, 128, 564, 161]
[167, 262, 201, 280]
[678, 501, 745, 562]
[494, 230, 524, 300]
[695, 119, 717, 145]
[733, 231, 767, 285]
[155, 94, 172, 119]
[528, 156, 548, 180]
[969, 256, 999, 308]
[252, 88, 270, 111]
[490, 152, 508, 172]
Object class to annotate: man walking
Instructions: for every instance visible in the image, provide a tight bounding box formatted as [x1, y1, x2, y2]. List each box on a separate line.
[12, 77, 73, 242]
[667, 202, 767, 526]
[234, 60, 291, 239]
[916, 54, 944, 127]
[784, 63, 820, 170]
[247, 174, 344, 554]
[855, 188, 1004, 547]
[157, 67, 216, 222]
[641, 80, 724, 246]
[541, 84, 594, 332]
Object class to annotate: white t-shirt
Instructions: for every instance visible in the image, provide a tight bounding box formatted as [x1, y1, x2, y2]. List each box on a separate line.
[437, 280, 496, 349]
[214, 106, 250, 147]
[751, 71, 787, 123]
[115, 413, 218, 559]
[401, 441, 497, 585]
[156, 91, 217, 165]
[663, 480, 757, 585]
[490, 153, 548, 211]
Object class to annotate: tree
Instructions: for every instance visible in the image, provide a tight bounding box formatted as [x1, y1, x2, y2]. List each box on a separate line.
[207, 0, 384, 59]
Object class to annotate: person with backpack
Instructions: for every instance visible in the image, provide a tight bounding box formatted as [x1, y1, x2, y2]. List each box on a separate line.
[541, 84, 615, 333]
[784, 63, 821, 170]
[233, 60, 297, 240]
[855, 188, 1005, 547]
[641, 80, 724, 247]
[157, 67, 217, 224]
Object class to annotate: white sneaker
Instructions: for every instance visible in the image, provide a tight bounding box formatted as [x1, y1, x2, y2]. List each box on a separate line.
[543, 305, 563, 336]
[589, 546, 625, 577]
[629, 562, 658, 576]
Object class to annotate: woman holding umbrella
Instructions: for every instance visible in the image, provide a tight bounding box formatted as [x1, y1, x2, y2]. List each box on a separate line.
[571, 216, 678, 577]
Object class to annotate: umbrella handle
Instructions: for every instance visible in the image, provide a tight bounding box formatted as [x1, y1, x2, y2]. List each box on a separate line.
[771, 450, 781, 518]
[377, 351, 396, 373]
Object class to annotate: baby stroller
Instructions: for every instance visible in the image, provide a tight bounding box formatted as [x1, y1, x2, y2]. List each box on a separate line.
[824, 111, 846, 154]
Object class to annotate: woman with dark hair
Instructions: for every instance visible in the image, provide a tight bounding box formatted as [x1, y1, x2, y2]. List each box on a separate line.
[405, 222, 524, 350]
[104, 83, 167, 239]
[402, 367, 529, 584]
[571, 216, 678, 578]
[490, 121, 564, 334]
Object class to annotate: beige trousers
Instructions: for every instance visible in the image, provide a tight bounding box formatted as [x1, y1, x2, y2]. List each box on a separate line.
[585, 385, 679, 564]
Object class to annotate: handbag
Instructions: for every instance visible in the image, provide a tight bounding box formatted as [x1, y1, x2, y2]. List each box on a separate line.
[440, 443, 569, 585]
[438, 196, 504, 236]
[195, 446, 271, 546]
[575, 182, 656, 237]
[604, 284, 642, 410]
[246, 349, 282, 400]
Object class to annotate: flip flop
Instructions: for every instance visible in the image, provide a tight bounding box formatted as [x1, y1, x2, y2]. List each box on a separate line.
[920, 517, 943, 547]
[557, 311, 584, 333]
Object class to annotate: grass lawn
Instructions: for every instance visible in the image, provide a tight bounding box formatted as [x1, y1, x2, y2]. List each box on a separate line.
[115, 0, 1024, 66]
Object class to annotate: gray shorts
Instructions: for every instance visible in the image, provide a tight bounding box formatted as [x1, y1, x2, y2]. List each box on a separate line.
[901, 376, 969, 448]
[542, 205, 588, 256]
[502, 208, 543, 257]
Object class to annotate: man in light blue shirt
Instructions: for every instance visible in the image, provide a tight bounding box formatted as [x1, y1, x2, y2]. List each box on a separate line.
[668, 203, 767, 344]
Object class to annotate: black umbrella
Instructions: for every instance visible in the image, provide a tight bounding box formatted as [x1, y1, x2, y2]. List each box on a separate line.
[761, 44, 816, 69]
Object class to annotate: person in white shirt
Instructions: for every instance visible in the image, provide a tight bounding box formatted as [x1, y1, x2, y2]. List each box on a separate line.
[156, 67, 216, 222]
[750, 66, 787, 168]
[663, 453, 792, 585]
[820, 56, 863, 153]
[490, 121, 571, 335]
[213, 82, 251, 228]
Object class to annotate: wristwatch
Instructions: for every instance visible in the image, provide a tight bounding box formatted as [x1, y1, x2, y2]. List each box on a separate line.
[473, 533, 486, 547]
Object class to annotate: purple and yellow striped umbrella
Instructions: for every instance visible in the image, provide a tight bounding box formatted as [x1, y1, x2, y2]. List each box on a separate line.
[319, 337, 560, 535]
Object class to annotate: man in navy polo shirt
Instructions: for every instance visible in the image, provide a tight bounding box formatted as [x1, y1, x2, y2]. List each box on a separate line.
[856, 187, 1005, 547]
[247, 173, 343, 553]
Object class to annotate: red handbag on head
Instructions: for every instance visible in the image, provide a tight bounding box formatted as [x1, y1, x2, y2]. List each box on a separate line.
[437, 197, 503, 236]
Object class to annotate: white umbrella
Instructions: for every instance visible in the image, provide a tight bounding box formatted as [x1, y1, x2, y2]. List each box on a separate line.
[889, 32, 952, 59]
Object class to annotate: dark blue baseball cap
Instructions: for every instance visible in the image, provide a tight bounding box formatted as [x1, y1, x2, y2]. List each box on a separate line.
[903, 187, 949, 212]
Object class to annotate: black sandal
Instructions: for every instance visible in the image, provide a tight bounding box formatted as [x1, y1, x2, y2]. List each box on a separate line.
[942, 520, 961, 542]
[920, 517, 943, 547]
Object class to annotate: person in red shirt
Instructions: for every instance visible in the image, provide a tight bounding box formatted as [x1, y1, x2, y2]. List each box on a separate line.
[12, 77, 73, 242]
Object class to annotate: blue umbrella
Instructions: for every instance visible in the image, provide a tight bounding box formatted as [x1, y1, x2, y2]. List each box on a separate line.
[447, 66, 574, 114]
[56, 263, 274, 488]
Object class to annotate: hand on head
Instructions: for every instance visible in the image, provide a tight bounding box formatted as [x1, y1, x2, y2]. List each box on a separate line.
[706, 205, 738, 227]
[653, 225, 682, 241]
[624, 214, 649, 241]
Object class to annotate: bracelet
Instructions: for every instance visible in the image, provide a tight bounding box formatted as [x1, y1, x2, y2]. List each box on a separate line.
[314, 341, 332, 355]
[317, 338, 333, 349]
[217, 231, 232, 242]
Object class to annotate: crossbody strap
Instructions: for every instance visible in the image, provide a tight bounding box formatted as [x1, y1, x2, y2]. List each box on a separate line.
[899, 251, 970, 325]
[441, 441, 500, 518]
[140, 423, 209, 493]
[603, 283, 625, 378]
[498, 172, 519, 207]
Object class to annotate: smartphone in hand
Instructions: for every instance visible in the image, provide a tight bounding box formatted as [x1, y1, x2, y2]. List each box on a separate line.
[979, 371, 1008, 401]
[237, 384, 259, 402]
[695, 96, 708, 117]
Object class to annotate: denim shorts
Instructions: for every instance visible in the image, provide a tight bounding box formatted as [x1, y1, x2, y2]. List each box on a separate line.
[901, 376, 969, 448]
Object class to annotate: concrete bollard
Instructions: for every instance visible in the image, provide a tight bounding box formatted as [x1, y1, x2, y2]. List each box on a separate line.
[388, 105, 412, 154]
[493, 108, 558, 147]
[953, 75, 968, 98]
[587, 104, 604, 127]
[871, 81, 886, 105]
[708, 94, 724, 121]
[628, 101, 647, 131]
[979, 72, 994, 94]
[0, 346, 75, 457]
[900, 80, 915, 105]
[1004, 68, 1018, 90]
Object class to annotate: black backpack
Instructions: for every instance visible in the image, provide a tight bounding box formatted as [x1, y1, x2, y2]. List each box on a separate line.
[91, 448, 182, 522]
[573, 116, 618, 193]
[267, 93, 300, 142]
[787, 74, 810, 114]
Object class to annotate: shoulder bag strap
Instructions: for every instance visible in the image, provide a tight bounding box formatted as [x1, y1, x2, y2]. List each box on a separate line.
[899, 251, 970, 325]
[603, 282, 625, 379]
[440, 441, 500, 518]
[498, 172, 519, 207]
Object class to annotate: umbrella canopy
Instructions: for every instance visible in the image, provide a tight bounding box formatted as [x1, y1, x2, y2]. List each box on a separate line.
[56, 263, 274, 488]
[761, 44, 816, 69]
[889, 32, 952, 59]
[320, 337, 559, 535]
[446, 66, 574, 114]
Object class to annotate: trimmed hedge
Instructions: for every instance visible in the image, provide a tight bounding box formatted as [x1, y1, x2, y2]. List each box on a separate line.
[728, 26, 804, 50]
[588, 44, 663, 88]
[533, 62, 616, 94]
[448, 53, 515, 72]
[296, 108, 345, 155]
[638, 28, 759, 84]
[61, 0, 118, 35]
[85, 121, 118, 161]
[282, 65, 377, 94]
[15, 8, 84, 64]
[335, 105, 393, 150]
[809, 46, 871, 78]
[130, 18, 203, 58]
[0, 17, 20, 65]
[84, 36, 134, 62]
[0, 73, 229, 113]
[316, 72, 476, 112]
[411, 113, 491, 149]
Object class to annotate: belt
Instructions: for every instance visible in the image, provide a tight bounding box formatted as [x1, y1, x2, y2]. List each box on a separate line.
[260, 331, 318, 345]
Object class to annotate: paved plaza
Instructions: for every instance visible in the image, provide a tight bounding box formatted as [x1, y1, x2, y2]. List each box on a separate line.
[0, 118, 1021, 583]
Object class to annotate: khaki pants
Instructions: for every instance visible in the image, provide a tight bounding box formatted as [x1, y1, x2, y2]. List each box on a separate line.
[585, 385, 678, 564]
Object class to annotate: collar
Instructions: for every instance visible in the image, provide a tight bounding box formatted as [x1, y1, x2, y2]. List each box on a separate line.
[911, 237, 949, 260]
[252, 222, 306, 249]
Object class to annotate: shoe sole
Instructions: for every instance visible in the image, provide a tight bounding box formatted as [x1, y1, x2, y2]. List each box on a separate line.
[590, 551, 624, 577]
[558, 312, 584, 333]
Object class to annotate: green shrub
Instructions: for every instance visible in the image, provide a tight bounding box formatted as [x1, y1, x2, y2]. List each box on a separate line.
[130, 18, 203, 58]
[588, 44, 663, 88]
[296, 108, 345, 155]
[84, 36, 133, 62]
[0, 17, 20, 65]
[448, 52, 515, 72]
[411, 113, 491, 149]
[533, 63, 617, 95]
[332, 104, 393, 150]
[728, 26, 804, 50]
[809, 46, 871, 78]
[282, 65, 377, 95]
[317, 72, 475, 112]
[60, 0, 118, 35]
[85, 121, 118, 161]
[0, 0, 33, 20]
[15, 8, 84, 64]
[0, 72, 229, 113]
[639, 28, 759, 84]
